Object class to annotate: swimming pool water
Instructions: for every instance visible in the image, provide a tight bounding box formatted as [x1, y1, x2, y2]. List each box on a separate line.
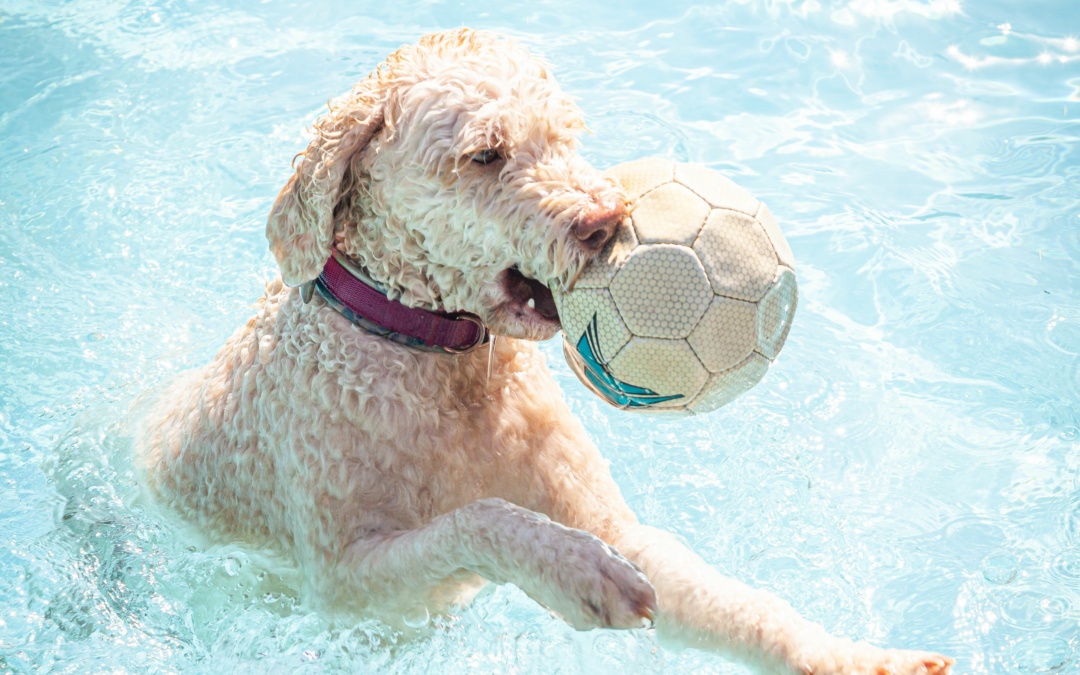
[1, 1, 1077, 672]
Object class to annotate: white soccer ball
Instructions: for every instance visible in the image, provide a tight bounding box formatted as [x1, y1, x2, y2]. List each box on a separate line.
[554, 157, 798, 415]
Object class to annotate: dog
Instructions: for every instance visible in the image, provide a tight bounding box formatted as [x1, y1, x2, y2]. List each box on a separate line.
[137, 28, 953, 674]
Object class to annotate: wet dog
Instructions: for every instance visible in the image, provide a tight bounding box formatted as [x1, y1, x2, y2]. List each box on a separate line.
[138, 29, 952, 674]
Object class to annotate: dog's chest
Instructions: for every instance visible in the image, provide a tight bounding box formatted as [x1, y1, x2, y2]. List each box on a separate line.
[259, 292, 562, 524]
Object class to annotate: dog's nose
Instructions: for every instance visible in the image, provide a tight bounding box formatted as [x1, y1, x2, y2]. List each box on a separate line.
[572, 207, 623, 252]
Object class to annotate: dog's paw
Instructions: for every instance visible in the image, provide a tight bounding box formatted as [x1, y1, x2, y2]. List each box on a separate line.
[798, 644, 953, 675]
[870, 650, 953, 675]
[521, 526, 657, 631]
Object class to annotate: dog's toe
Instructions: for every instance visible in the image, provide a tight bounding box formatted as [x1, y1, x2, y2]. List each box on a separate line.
[919, 655, 954, 675]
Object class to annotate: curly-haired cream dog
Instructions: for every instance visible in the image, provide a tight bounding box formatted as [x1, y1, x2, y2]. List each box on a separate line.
[138, 29, 952, 674]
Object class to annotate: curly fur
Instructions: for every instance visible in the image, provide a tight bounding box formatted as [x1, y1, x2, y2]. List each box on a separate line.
[138, 29, 952, 674]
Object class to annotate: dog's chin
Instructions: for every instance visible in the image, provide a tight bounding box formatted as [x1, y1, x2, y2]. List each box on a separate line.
[482, 267, 562, 341]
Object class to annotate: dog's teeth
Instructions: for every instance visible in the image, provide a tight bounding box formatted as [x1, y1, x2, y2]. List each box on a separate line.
[527, 297, 535, 309]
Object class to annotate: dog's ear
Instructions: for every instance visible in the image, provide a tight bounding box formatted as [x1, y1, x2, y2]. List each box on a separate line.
[266, 102, 385, 286]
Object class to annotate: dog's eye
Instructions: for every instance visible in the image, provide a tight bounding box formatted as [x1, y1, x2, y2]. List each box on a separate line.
[471, 149, 501, 165]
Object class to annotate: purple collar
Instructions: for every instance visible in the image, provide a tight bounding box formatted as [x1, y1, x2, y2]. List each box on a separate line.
[305, 252, 489, 353]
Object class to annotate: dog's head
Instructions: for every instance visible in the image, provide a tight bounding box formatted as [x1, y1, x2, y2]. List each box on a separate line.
[267, 28, 625, 341]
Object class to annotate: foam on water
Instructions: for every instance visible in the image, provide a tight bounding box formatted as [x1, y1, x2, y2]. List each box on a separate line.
[1, 1, 1077, 673]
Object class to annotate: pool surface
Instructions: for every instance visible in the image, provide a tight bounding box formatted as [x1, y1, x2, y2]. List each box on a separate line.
[1, 1, 1078, 672]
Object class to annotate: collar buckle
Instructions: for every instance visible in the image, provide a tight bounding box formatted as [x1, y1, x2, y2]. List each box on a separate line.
[440, 313, 488, 354]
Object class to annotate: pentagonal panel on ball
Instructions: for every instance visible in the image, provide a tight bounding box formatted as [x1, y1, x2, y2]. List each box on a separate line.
[688, 353, 771, 414]
[757, 267, 798, 360]
[572, 219, 639, 290]
[693, 209, 779, 303]
[687, 295, 759, 373]
[554, 287, 633, 365]
[630, 181, 712, 246]
[674, 163, 760, 216]
[609, 244, 712, 339]
[604, 157, 675, 201]
[608, 336, 709, 409]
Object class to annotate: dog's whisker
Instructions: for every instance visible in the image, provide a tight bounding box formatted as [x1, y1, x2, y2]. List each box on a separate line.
[486, 334, 498, 386]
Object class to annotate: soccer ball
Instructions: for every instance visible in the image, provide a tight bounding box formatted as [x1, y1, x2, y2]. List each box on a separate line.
[554, 157, 797, 415]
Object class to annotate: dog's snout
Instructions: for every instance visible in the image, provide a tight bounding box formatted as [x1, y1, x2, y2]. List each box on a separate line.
[571, 206, 623, 252]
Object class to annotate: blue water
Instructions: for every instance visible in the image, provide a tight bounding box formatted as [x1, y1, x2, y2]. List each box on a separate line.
[1, 1, 1078, 672]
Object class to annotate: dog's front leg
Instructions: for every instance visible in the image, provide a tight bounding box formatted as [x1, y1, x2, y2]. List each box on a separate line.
[612, 525, 952, 674]
[337, 498, 656, 630]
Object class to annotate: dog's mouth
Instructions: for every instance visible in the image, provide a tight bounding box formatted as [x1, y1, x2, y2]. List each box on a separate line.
[501, 267, 560, 326]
